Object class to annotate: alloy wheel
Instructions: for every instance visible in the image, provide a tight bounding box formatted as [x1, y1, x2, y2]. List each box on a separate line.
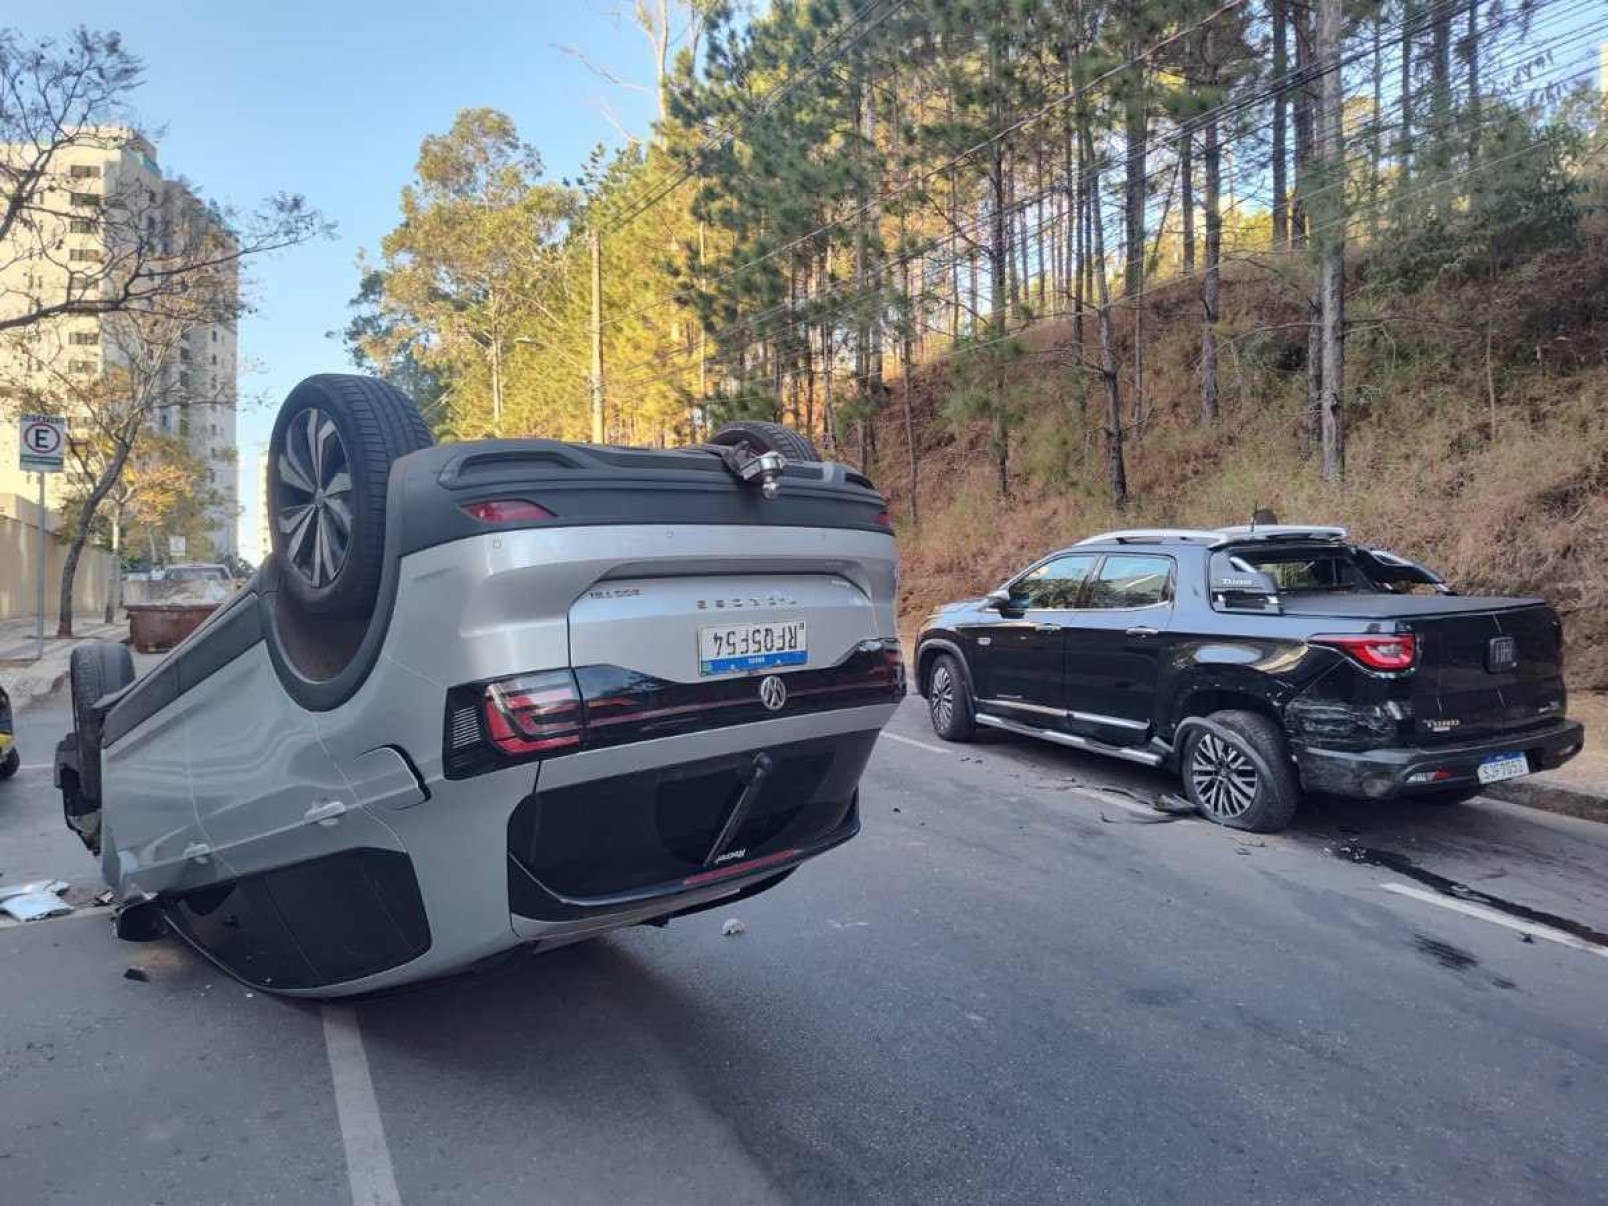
[276, 407, 354, 588]
[930, 663, 955, 731]
[1189, 732, 1259, 819]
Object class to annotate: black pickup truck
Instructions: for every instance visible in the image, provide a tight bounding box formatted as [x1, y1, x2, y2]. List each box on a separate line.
[914, 525, 1584, 831]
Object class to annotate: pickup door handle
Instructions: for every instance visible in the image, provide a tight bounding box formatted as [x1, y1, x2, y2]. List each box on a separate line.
[1125, 625, 1160, 638]
[1034, 623, 1061, 633]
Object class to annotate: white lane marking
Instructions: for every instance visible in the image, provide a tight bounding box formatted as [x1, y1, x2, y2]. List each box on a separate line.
[879, 731, 952, 756]
[1379, 882, 1608, 961]
[17, 763, 50, 772]
[322, 1004, 402, 1206]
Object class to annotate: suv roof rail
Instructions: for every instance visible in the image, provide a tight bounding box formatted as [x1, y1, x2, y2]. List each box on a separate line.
[1073, 524, 1350, 549]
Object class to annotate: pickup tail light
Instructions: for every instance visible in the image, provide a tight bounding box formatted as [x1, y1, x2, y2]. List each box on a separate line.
[1311, 633, 1417, 672]
[483, 670, 583, 754]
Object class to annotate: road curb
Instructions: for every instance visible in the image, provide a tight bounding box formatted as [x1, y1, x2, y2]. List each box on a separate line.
[1486, 778, 1608, 825]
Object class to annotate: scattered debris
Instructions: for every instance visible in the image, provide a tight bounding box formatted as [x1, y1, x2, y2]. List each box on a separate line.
[891, 806, 901, 813]
[721, 918, 746, 937]
[1520, 933, 1535, 944]
[123, 968, 149, 983]
[93, 889, 115, 907]
[0, 880, 72, 922]
[1235, 847, 1252, 856]
[1153, 793, 1198, 816]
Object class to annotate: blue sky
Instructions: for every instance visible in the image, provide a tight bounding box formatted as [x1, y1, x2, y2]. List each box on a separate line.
[15, 1, 661, 560]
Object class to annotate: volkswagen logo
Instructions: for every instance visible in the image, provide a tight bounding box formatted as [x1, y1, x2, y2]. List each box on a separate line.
[758, 674, 788, 712]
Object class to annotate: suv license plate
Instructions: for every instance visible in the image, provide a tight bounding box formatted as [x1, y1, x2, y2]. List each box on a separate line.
[1476, 752, 1530, 785]
[698, 620, 807, 676]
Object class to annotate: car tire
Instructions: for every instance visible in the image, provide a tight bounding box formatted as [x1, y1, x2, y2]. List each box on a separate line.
[70, 641, 134, 804]
[0, 747, 18, 780]
[927, 653, 976, 742]
[1180, 709, 1300, 833]
[268, 374, 433, 620]
[1420, 786, 1484, 807]
[708, 419, 821, 462]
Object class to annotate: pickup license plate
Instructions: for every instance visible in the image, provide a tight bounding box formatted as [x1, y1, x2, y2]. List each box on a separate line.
[698, 620, 807, 676]
[1476, 751, 1530, 785]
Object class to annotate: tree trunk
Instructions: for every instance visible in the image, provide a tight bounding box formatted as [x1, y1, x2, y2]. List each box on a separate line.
[1081, 120, 1126, 508]
[1465, 0, 1480, 164]
[58, 435, 135, 638]
[1291, 0, 1316, 248]
[1399, 0, 1415, 184]
[1370, 12, 1384, 236]
[1202, 110, 1222, 426]
[104, 501, 121, 624]
[1123, 48, 1147, 300]
[1271, 0, 1290, 248]
[1317, 0, 1346, 481]
[1180, 130, 1196, 272]
[990, 145, 1011, 499]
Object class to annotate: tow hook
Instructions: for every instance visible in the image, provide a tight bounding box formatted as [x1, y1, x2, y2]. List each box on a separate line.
[718, 444, 786, 499]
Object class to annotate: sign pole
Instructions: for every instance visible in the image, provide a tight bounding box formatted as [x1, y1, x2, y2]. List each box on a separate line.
[18, 413, 67, 661]
[35, 471, 46, 660]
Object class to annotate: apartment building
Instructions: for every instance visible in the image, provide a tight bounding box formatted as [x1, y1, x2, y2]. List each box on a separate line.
[0, 128, 240, 559]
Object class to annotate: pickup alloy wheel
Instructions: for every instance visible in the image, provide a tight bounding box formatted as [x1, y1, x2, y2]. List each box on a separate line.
[927, 653, 975, 741]
[1179, 710, 1300, 832]
[1188, 733, 1259, 820]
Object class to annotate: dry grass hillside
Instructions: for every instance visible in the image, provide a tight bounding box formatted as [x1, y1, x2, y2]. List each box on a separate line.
[871, 219, 1608, 690]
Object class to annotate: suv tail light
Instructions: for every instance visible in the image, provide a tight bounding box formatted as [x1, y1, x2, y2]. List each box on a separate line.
[1310, 633, 1417, 672]
[461, 499, 555, 523]
[483, 670, 583, 754]
[444, 642, 902, 779]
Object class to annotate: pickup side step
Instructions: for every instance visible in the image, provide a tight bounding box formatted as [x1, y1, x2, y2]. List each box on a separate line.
[974, 712, 1166, 767]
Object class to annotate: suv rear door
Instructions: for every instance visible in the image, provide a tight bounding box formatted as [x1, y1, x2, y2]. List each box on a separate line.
[1060, 553, 1175, 745]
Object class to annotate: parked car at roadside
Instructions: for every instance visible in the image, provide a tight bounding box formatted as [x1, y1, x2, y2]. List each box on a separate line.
[56, 375, 901, 996]
[915, 526, 1584, 831]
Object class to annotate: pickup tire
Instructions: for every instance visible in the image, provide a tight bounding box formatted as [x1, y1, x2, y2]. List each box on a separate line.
[1180, 710, 1300, 833]
[926, 653, 976, 742]
[70, 641, 135, 804]
[709, 420, 821, 463]
[0, 747, 17, 780]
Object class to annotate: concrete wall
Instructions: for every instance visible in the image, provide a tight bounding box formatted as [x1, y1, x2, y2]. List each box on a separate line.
[0, 492, 115, 622]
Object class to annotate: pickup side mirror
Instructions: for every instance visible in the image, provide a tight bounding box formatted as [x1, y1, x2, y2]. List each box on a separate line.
[1208, 552, 1282, 614]
[983, 588, 1013, 612]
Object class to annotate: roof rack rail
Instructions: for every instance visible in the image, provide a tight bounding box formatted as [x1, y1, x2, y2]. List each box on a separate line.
[1212, 524, 1348, 545]
[1074, 524, 1350, 549]
[1074, 528, 1223, 546]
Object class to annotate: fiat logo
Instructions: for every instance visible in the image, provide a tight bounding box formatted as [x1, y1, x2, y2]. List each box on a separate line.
[759, 675, 787, 712]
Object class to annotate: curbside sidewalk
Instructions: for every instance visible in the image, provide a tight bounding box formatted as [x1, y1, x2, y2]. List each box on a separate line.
[0, 615, 128, 714]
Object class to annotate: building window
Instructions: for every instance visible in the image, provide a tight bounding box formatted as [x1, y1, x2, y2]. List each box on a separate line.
[69, 331, 98, 346]
[210, 353, 218, 365]
[179, 347, 192, 362]
[69, 164, 101, 179]
[69, 192, 101, 208]
[69, 217, 98, 234]
[210, 330, 218, 343]
[68, 359, 95, 374]
[179, 413, 190, 437]
[178, 371, 191, 389]
[69, 247, 103, 262]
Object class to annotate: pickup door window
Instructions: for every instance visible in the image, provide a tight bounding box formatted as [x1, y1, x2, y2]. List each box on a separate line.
[969, 555, 1097, 709]
[1062, 554, 1175, 742]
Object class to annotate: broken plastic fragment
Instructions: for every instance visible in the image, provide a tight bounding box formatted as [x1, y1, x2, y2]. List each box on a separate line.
[721, 918, 746, 937]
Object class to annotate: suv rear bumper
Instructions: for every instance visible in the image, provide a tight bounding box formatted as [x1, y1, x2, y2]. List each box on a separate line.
[1294, 719, 1585, 799]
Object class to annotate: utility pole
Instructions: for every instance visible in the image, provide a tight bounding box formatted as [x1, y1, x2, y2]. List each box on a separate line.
[589, 227, 605, 444]
[1317, 0, 1346, 481]
[35, 472, 46, 660]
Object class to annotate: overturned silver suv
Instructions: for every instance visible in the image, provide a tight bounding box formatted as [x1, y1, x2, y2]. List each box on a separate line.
[56, 375, 901, 996]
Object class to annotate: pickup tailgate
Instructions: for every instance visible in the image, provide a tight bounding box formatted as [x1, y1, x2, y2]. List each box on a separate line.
[1284, 594, 1567, 742]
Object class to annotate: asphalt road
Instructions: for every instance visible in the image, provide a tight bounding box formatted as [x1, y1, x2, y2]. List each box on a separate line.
[2, 684, 1606, 1205]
